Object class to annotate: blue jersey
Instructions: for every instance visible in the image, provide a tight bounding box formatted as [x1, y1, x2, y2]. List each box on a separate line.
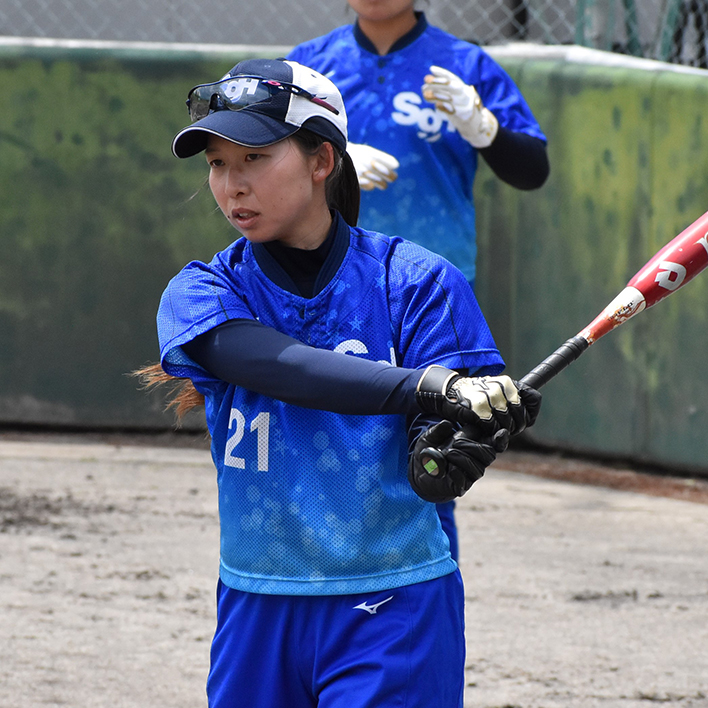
[157, 221, 503, 596]
[288, 15, 546, 283]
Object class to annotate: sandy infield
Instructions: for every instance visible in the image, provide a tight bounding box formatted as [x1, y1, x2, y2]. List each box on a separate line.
[0, 432, 706, 707]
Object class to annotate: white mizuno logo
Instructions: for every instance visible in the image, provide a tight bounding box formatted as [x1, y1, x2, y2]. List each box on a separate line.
[353, 595, 394, 615]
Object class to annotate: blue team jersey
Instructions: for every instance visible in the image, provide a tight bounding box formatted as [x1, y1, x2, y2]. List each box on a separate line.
[157, 222, 503, 595]
[288, 16, 546, 283]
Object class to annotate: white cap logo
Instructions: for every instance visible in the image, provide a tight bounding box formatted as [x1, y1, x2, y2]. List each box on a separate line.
[223, 77, 261, 102]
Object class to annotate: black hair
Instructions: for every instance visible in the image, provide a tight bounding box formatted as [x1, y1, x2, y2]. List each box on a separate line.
[290, 128, 360, 227]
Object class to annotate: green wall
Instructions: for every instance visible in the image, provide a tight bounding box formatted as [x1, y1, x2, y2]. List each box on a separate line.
[0, 43, 259, 428]
[475, 50, 708, 471]
[0, 41, 706, 470]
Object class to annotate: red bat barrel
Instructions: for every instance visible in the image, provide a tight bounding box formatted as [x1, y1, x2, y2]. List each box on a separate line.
[628, 211, 708, 307]
[577, 210, 708, 345]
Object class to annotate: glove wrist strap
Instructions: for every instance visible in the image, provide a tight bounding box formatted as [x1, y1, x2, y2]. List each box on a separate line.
[415, 365, 460, 413]
[417, 365, 459, 394]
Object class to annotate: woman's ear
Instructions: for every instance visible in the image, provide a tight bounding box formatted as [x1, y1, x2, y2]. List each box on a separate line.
[312, 141, 336, 184]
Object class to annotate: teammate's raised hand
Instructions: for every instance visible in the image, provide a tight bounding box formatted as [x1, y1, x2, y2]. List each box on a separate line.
[422, 66, 499, 148]
[415, 365, 542, 436]
[347, 142, 399, 191]
[408, 421, 496, 502]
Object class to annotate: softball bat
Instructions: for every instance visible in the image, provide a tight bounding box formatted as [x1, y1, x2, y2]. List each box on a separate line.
[422, 208, 708, 478]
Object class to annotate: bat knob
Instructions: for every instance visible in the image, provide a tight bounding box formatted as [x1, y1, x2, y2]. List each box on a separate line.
[420, 447, 446, 477]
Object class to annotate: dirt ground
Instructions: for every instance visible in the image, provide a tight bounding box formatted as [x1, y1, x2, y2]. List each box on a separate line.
[0, 430, 706, 708]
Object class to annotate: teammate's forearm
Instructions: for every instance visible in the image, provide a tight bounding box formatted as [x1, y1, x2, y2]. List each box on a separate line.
[182, 318, 422, 415]
[479, 127, 549, 190]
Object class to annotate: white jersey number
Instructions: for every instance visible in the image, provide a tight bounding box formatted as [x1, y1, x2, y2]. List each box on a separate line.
[224, 408, 271, 471]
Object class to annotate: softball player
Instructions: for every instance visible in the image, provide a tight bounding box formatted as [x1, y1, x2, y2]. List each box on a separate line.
[140, 58, 541, 707]
[288, 0, 549, 558]
[288, 0, 549, 285]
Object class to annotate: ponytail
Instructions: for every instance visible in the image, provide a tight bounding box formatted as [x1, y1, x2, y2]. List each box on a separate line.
[131, 362, 204, 422]
[335, 150, 361, 227]
[291, 128, 360, 227]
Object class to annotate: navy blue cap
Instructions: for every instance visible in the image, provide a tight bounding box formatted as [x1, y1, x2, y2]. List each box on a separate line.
[172, 58, 347, 158]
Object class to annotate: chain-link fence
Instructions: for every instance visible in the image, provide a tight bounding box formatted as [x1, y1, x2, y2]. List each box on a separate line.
[1, 0, 707, 67]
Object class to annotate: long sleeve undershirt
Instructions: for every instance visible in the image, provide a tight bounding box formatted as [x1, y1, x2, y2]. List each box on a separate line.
[182, 318, 424, 416]
[181, 319, 456, 450]
[479, 126, 549, 190]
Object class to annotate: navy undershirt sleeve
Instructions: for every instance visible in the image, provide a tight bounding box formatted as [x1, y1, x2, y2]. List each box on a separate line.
[181, 318, 424, 416]
[479, 127, 549, 190]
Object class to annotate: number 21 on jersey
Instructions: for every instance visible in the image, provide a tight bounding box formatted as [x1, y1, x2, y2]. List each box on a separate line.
[224, 408, 270, 471]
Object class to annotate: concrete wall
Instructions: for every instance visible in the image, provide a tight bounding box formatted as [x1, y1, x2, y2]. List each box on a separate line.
[0, 38, 706, 471]
[474, 46, 708, 471]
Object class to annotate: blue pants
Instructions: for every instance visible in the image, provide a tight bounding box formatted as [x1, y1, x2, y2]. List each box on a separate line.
[207, 570, 466, 708]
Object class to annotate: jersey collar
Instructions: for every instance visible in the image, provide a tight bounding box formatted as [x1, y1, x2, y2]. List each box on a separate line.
[251, 211, 350, 298]
[354, 11, 428, 56]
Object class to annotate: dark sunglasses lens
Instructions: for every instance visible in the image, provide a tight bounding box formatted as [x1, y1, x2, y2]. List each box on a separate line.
[187, 78, 280, 122]
[187, 89, 211, 121]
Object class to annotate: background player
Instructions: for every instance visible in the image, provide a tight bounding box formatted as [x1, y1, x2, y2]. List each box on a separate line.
[288, 0, 549, 285]
[136, 58, 541, 706]
[287, 0, 549, 559]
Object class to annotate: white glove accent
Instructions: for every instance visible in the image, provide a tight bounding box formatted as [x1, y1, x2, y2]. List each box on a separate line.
[346, 142, 400, 191]
[422, 65, 499, 148]
[448, 375, 520, 422]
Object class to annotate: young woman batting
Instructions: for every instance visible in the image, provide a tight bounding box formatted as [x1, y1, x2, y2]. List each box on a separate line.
[137, 58, 540, 707]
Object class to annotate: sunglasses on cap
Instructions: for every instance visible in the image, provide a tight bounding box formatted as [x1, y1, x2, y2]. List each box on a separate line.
[186, 75, 340, 122]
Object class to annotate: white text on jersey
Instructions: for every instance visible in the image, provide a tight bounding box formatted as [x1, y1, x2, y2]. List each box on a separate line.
[391, 91, 456, 141]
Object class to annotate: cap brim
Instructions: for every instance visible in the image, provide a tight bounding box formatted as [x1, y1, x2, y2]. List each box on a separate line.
[172, 109, 297, 158]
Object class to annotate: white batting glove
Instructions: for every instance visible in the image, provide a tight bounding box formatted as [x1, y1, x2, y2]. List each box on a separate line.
[346, 142, 399, 191]
[422, 65, 499, 148]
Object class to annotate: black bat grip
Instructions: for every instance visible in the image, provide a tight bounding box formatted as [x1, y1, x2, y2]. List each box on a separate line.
[519, 335, 589, 390]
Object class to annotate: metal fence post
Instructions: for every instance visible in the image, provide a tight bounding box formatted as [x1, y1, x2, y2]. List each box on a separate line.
[622, 0, 644, 55]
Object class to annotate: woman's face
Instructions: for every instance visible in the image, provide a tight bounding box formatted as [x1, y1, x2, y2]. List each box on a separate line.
[347, 0, 416, 24]
[206, 135, 333, 249]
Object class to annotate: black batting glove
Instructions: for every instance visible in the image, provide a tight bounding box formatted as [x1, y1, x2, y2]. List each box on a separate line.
[408, 420, 497, 503]
[415, 365, 542, 437]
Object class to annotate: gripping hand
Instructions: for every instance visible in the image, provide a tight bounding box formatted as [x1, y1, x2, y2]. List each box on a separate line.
[409, 421, 496, 503]
[346, 142, 400, 191]
[422, 66, 499, 148]
[415, 365, 542, 437]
